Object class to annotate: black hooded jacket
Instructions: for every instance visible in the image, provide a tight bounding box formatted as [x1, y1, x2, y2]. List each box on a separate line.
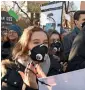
[66, 26, 85, 72]
[1, 55, 62, 90]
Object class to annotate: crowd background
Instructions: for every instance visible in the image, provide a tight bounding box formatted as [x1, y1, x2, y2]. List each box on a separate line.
[1, 1, 85, 90]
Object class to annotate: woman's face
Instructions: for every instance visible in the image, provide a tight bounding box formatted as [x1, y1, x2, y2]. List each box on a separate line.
[50, 34, 60, 44]
[28, 31, 48, 50]
[8, 30, 18, 41]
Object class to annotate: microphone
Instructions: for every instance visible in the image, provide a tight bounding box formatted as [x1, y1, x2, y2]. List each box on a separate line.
[30, 44, 48, 62]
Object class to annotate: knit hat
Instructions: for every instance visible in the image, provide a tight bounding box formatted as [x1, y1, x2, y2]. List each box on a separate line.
[8, 24, 22, 36]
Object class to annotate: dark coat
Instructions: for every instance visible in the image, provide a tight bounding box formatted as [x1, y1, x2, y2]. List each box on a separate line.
[1, 41, 11, 60]
[1, 41, 15, 60]
[63, 27, 80, 61]
[66, 26, 85, 72]
[1, 56, 62, 90]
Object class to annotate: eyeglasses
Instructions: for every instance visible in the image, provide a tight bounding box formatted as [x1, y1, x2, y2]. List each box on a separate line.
[8, 30, 17, 34]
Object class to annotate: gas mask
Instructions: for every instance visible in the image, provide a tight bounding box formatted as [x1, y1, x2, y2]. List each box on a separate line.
[30, 44, 48, 62]
[50, 41, 61, 56]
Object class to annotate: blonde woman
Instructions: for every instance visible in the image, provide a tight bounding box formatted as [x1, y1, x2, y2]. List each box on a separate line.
[2, 26, 61, 90]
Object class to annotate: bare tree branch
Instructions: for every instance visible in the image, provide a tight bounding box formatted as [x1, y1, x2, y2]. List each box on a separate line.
[16, 2, 26, 15]
[3, 1, 8, 11]
[13, 1, 31, 21]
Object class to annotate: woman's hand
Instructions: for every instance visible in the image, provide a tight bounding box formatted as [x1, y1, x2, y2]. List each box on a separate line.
[19, 62, 46, 89]
[62, 62, 68, 72]
[22, 63, 38, 89]
[35, 64, 46, 78]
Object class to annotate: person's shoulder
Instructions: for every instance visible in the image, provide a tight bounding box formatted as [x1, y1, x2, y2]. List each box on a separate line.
[1, 59, 16, 69]
[1, 59, 17, 77]
[63, 32, 71, 42]
[2, 41, 11, 48]
[1, 59, 23, 89]
[74, 29, 84, 42]
[63, 29, 77, 42]
[63, 30, 73, 38]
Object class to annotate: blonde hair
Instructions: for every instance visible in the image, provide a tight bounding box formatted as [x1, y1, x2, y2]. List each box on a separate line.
[12, 26, 49, 60]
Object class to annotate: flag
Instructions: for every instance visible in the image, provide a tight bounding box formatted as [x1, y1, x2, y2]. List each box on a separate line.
[8, 9, 18, 20]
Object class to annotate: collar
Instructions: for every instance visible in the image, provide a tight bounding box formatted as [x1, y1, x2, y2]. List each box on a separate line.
[73, 27, 80, 34]
[16, 61, 26, 72]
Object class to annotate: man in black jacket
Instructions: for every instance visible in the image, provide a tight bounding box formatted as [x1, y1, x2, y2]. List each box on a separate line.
[63, 10, 85, 61]
[66, 24, 85, 72]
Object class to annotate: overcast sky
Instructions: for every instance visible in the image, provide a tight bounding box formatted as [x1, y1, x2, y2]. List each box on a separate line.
[73, 1, 81, 10]
[1, 1, 81, 11]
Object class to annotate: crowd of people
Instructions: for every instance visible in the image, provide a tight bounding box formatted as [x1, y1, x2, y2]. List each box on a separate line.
[1, 10, 85, 90]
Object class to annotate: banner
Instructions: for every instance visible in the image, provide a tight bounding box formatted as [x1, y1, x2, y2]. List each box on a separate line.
[40, 1, 63, 33]
[38, 69, 85, 90]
